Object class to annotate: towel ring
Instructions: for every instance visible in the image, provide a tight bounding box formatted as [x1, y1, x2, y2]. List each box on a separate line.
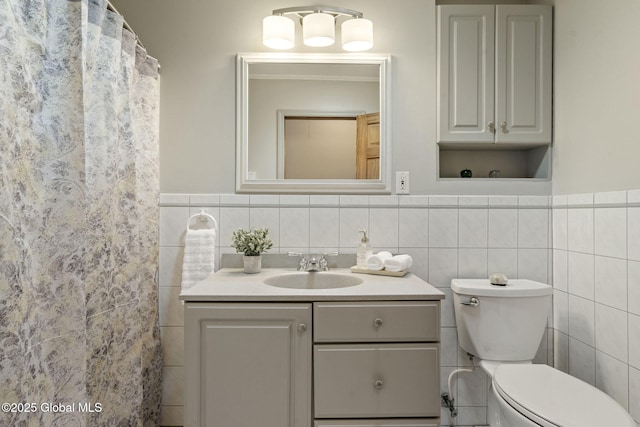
[187, 210, 218, 231]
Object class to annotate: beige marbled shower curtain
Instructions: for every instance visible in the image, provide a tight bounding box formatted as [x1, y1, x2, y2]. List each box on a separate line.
[0, 0, 162, 425]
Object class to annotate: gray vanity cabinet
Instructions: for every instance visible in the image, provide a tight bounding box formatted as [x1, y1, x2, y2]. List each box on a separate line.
[184, 300, 440, 427]
[184, 303, 312, 427]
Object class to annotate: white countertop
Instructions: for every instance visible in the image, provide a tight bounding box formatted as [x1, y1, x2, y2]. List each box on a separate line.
[179, 268, 445, 302]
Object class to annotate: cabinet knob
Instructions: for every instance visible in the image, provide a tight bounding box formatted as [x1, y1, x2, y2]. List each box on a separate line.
[374, 379, 384, 390]
[373, 317, 383, 328]
[488, 121, 496, 133]
[500, 121, 507, 131]
[297, 323, 307, 333]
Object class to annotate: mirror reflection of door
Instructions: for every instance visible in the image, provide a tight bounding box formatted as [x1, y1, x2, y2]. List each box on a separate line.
[282, 113, 381, 180]
[284, 116, 357, 179]
[356, 112, 380, 179]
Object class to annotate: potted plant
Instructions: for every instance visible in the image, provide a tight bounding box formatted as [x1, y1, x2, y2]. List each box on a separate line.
[231, 227, 273, 273]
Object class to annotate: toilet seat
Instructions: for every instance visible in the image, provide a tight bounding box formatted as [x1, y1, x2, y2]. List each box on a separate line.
[493, 364, 635, 427]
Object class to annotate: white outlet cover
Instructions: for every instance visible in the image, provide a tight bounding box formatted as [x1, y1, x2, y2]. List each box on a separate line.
[396, 171, 409, 194]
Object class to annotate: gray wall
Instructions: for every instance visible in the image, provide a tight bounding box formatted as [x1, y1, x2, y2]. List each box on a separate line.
[111, 0, 553, 195]
[112, 0, 640, 195]
[112, 0, 427, 193]
[551, 0, 640, 194]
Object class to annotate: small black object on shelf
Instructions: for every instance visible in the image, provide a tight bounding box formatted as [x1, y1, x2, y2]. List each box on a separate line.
[460, 168, 472, 178]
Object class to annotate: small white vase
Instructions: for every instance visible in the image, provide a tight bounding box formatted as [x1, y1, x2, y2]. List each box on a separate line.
[243, 255, 262, 274]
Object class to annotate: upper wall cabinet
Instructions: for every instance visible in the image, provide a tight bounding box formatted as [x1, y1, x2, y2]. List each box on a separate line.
[437, 5, 552, 146]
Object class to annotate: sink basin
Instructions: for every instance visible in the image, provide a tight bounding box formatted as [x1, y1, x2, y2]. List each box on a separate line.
[264, 272, 363, 289]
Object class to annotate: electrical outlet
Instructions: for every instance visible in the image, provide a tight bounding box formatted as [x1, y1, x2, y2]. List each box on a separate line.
[396, 171, 410, 194]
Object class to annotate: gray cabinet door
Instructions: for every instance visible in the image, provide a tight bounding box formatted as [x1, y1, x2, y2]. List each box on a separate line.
[437, 5, 496, 144]
[495, 5, 552, 144]
[185, 303, 312, 427]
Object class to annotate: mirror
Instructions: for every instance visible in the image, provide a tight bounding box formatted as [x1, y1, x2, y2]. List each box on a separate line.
[236, 53, 392, 193]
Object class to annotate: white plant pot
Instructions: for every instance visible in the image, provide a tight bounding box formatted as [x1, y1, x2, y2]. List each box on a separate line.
[243, 255, 262, 274]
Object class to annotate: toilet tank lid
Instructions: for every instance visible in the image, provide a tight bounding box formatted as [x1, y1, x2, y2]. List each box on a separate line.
[451, 279, 552, 297]
[494, 364, 635, 427]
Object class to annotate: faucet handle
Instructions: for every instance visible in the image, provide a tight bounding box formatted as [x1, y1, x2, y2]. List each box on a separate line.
[288, 252, 308, 271]
[319, 252, 339, 271]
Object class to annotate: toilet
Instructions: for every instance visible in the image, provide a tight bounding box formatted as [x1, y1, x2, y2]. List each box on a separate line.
[451, 278, 635, 427]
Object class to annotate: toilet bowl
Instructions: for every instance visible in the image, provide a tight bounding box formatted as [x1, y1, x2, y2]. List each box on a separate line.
[451, 279, 635, 427]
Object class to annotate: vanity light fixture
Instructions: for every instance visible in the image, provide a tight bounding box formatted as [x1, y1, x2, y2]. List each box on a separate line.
[263, 5, 373, 51]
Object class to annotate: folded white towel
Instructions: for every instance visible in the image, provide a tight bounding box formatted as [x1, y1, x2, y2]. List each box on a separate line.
[366, 251, 393, 270]
[383, 254, 413, 272]
[181, 228, 216, 291]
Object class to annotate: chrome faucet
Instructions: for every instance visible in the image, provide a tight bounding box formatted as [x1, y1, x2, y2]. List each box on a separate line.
[307, 256, 321, 272]
[288, 252, 338, 272]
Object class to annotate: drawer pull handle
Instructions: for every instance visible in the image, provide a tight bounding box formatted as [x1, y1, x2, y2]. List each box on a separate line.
[373, 317, 383, 327]
[374, 379, 384, 390]
[297, 323, 307, 333]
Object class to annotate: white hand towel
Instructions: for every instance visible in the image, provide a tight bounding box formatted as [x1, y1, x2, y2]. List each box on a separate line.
[366, 251, 393, 270]
[383, 254, 413, 272]
[181, 228, 216, 291]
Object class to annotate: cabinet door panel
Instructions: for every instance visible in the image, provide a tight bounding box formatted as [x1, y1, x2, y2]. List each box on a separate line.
[496, 5, 552, 144]
[314, 344, 440, 418]
[438, 5, 495, 143]
[185, 303, 312, 427]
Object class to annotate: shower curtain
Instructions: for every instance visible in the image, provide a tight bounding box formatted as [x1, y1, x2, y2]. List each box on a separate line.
[0, 0, 162, 425]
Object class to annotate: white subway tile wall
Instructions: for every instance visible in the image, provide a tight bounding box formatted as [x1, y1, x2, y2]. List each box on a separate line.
[553, 191, 640, 426]
[158, 190, 640, 426]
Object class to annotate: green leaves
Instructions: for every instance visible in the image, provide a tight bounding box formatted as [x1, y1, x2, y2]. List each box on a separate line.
[231, 228, 273, 256]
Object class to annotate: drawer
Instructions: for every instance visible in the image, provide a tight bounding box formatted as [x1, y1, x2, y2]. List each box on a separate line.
[314, 419, 439, 427]
[314, 343, 440, 418]
[313, 301, 439, 342]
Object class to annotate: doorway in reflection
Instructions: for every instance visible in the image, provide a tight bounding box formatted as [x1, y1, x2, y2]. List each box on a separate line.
[284, 116, 357, 179]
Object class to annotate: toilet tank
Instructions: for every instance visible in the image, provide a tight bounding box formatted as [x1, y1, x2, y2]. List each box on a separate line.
[451, 279, 552, 362]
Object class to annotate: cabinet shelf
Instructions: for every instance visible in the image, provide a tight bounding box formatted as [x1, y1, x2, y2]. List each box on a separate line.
[438, 145, 550, 179]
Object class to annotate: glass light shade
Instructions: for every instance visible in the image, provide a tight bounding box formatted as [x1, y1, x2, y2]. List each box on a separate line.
[303, 12, 335, 47]
[263, 15, 295, 49]
[341, 18, 373, 51]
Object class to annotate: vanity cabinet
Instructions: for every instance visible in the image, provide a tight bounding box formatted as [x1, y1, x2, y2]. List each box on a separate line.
[184, 300, 440, 427]
[437, 5, 552, 146]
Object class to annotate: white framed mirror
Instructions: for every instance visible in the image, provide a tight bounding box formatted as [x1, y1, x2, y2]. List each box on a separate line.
[236, 52, 392, 193]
